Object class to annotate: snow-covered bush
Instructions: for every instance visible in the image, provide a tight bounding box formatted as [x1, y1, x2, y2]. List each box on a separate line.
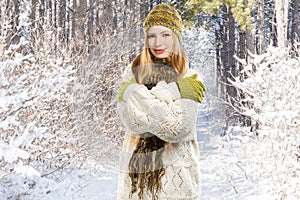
[72, 28, 143, 170]
[0, 40, 82, 174]
[0, 6, 136, 196]
[0, 1, 87, 176]
[225, 45, 300, 199]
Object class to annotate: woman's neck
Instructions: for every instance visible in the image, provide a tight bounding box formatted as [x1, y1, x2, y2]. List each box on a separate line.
[151, 55, 171, 67]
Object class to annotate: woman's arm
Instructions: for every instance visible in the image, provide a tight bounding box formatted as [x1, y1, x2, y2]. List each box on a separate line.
[117, 67, 204, 143]
[117, 82, 198, 143]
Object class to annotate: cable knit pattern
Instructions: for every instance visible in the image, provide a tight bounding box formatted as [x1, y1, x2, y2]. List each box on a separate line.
[117, 66, 202, 200]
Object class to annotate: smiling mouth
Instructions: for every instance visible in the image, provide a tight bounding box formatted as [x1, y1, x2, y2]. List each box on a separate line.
[154, 49, 165, 54]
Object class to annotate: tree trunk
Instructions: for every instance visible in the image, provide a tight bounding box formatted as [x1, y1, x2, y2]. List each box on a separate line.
[123, 0, 128, 29]
[257, 0, 265, 54]
[238, 29, 252, 126]
[291, 0, 300, 44]
[102, 0, 113, 34]
[46, 0, 52, 28]
[228, 8, 237, 104]
[95, 0, 101, 35]
[59, 0, 67, 44]
[73, 0, 87, 41]
[221, 4, 239, 127]
[87, 0, 95, 46]
[130, 0, 136, 26]
[113, 0, 118, 31]
[30, 0, 37, 26]
[220, 5, 229, 101]
[239, 31, 246, 63]
[222, 6, 236, 100]
[215, 18, 224, 99]
[245, 29, 254, 55]
[30, 0, 38, 46]
[39, 0, 45, 26]
[11, 0, 20, 45]
[275, 0, 289, 48]
[65, 0, 71, 45]
[140, 0, 147, 22]
[52, 0, 58, 52]
[228, 10, 235, 76]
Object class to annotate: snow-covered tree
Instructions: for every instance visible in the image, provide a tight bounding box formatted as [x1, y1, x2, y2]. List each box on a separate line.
[227, 44, 300, 199]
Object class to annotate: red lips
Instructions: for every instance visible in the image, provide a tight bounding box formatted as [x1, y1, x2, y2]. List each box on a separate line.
[154, 49, 165, 54]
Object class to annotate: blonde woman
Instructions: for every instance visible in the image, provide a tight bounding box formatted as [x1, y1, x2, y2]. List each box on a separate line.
[117, 3, 206, 200]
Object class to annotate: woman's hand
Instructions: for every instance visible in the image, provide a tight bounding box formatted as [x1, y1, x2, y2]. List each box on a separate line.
[150, 81, 180, 103]
[117, 78, 136, 102]
[177, 74, 206, 103]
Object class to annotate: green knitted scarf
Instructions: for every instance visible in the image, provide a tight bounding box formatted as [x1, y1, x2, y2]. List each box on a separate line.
[128, 57, 180, 199]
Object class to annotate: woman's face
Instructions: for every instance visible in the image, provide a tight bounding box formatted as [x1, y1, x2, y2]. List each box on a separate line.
[147, 26, 174, 59]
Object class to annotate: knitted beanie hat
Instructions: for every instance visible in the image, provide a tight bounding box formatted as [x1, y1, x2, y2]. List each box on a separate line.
[143, 3, 183, 40]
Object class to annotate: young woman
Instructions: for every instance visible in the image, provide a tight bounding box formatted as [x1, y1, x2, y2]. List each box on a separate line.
[117, 3, 206, 200]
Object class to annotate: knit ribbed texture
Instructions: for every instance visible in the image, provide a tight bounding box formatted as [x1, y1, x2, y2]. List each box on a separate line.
[117, 77, 136, 102]
[143, 57, 180, 90]
[117, 68, 202, 199]
[177, 74, 206, 103]
[143, 3, 183, 40]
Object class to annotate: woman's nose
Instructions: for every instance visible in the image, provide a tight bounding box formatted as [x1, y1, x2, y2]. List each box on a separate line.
[154, 36, 163, 47]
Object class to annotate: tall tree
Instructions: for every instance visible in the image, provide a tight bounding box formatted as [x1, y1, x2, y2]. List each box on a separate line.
[29, 0, 38, 46]
[129, 0, 136, 27]
[275, 0, 289, 48]
[257, 0, 265, 54]
[123, 0, 128, 29]
[95, 0, 101, 35]
[87, 0, 96, 46]
[222, 5, 237, 102]
[39, 0, 45, 28]
[11, 0, 20, 45]
[73, 0, 87, 41]
[59, 0, 67, 45]
[291, 0, 300, 44]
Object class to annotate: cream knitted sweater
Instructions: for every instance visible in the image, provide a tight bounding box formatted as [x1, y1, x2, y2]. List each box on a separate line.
[117, 66, 202, 200]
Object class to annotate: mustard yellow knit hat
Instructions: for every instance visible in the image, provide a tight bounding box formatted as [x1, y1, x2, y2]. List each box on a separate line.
[143, 3, 183, 40]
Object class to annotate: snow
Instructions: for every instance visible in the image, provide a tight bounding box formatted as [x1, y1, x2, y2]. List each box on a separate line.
[0, 133, 280, 200]
[0, 142, 30, 163]
[14, 165, 41, 177]
[0, 12, 299, 199]
[0, 167, 118, 200]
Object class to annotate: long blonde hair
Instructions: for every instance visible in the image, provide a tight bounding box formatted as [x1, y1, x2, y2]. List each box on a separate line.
[128, 31, 188, 199]
[131, 32, 189, 83]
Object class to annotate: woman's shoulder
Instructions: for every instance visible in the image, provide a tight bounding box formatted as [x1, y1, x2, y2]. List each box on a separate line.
[121, 54, 140, 82]
[121, 65, 134, 82]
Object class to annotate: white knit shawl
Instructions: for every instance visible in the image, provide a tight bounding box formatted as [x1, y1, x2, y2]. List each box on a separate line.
[117, 66, 202, 200]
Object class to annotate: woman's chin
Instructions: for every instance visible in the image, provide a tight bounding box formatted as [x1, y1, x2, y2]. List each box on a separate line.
[153, 53, 169, 59]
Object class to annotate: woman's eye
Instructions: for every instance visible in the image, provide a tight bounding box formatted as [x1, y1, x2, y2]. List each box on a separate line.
[163, 33, 171, 37]
[147, 35, 155, 38]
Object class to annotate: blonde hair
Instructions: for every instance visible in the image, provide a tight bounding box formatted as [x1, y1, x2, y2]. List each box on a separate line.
[128, 31, 188, 199]
[131, 32, 188, 84]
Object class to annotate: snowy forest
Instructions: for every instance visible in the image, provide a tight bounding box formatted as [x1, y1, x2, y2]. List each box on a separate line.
[0, 0, 299, 199]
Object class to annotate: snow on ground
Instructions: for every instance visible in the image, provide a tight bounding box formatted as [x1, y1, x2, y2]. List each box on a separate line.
[0, 165, 118, 200]
[0, 108, 270, 200]
[0, 102, 268, 200]
[0, 139, 269, 200]
[200, 145, 268, 200]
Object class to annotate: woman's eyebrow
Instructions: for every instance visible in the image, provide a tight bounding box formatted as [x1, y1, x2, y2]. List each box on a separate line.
[148, 30, 171, 34]
[160, 30, 171, 34]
